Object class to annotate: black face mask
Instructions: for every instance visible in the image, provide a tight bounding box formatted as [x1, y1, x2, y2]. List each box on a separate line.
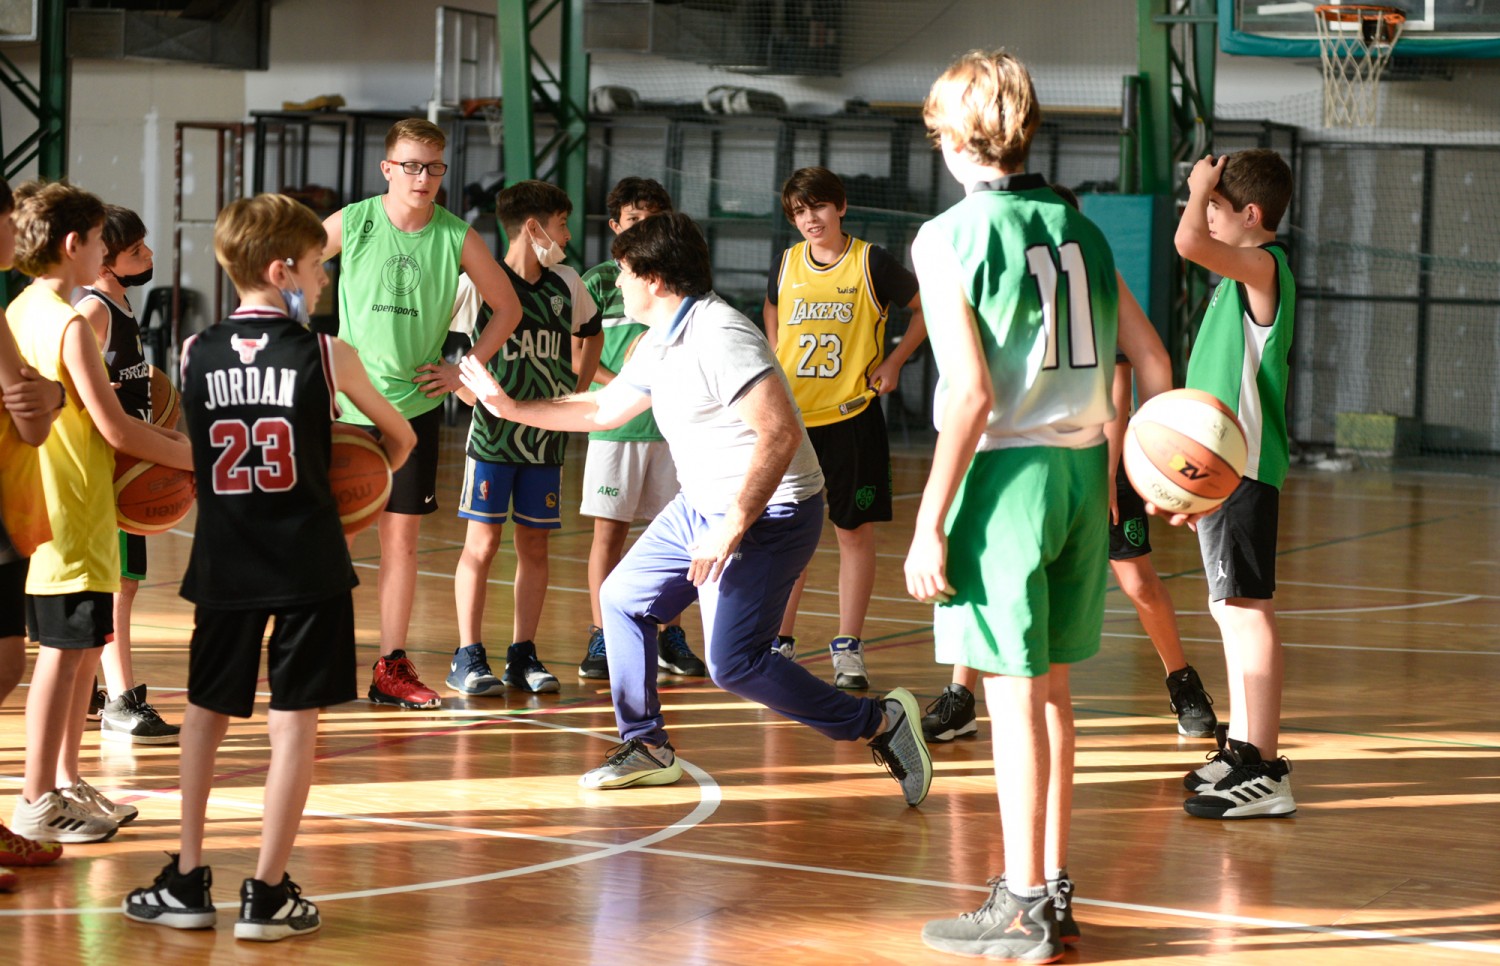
[112, 267, 153, 288]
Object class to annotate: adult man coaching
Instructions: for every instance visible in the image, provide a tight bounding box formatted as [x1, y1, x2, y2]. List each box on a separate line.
[457, 212, 931, 804]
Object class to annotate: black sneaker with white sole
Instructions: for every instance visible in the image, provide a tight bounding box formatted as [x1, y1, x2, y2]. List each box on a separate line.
[1183, 722, 1232, 792]
[921, 683, 979, 742]
[657, 626, 707, 676]
[1165, 665, 1218, 738]
[123, 856, 217, 929]
[234, 873, 321, 941]
[100, 684, 180, 745]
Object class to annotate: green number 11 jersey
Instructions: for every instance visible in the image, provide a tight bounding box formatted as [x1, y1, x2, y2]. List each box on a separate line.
[915, 174, 1119, 450]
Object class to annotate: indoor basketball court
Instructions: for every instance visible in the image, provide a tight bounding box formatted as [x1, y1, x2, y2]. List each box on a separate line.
[2, 1, 1500, 963]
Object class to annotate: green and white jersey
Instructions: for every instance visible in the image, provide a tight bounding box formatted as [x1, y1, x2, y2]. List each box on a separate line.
[583, 260, 663, 443]
[460, 261, 599, 465]
[1186, 242, 1295, 488]
[335, 195, 469, 423]
[913, 174, 1119, 450]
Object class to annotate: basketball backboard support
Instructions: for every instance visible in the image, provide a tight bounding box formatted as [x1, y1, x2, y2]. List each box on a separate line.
[1223, 0, 1500, 56]
[430, 6, 499, 122]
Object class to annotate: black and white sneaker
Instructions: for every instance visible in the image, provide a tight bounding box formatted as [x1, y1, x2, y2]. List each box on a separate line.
[123, 856, 217, 929]
[1165, 665, 1218, 738]
[445, 642, 505, 695]
[1183, 722, 1233, 792]
[86, 681, 106, 723]
[921, 683, 979, 742]
[502, 641, 560, 693]
[657, 626, 707, 676]
[1184, 739, 1296, 819]
[868, 688, 933, 807]
[100, 684, 180, 746]
[234, 873, 321, 941]
[829, 636, 868, 690]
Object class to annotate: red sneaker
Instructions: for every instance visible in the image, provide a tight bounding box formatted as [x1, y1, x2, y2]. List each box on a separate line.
[0, 822, 64, 866]
[368, 649, 441, 709]
[0, 867, 17, 891]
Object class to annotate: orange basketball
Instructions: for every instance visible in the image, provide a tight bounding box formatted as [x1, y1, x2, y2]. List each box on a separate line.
[148, 365, 180, 428]
[330, 424, 392, 534]
[1123, 388, 1248, 515]
[114, 454, 196, 535]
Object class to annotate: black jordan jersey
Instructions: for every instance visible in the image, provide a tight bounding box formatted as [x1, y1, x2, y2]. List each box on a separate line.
[178, 308, 356, 608]
[79, 287, 151, 421]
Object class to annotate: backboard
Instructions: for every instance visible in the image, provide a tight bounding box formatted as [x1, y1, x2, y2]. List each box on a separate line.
[1223, 0, 1500, 56]
[431, 5, 499, 119]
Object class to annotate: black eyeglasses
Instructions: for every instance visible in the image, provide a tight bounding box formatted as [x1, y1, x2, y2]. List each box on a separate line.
[387, 160, 448, 176]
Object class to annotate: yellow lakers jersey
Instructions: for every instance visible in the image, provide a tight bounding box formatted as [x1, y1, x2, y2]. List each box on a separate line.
[774, 236, 887, 427]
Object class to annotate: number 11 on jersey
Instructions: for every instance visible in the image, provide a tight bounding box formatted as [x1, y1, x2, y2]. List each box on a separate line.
[1026, 241, 1099, 370]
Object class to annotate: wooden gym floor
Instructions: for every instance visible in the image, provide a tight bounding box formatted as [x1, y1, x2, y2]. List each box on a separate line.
[2, 426, 1498, 964]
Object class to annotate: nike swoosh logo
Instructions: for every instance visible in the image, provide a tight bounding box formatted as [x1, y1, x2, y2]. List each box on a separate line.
[791, 282, 807, 288]
[424, 495, 435, 504]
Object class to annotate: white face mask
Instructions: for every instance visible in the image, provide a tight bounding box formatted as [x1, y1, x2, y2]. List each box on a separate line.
[529, 225, 566, 269]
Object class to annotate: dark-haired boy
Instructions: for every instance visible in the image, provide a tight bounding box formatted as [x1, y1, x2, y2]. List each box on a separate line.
[575, 177, 704, 681]
[763, 166, 925, 690]
[76, 204, 180, 745]
[1172, 148, 1297, 819]
[447, 180, 599, 695]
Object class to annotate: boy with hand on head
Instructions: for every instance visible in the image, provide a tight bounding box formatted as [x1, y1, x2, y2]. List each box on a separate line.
[458, 212, 932, 804]
[907, 51, 1118, 961]
[446, 180, 600, 696]
[1171, 148, 1297, 820]
[122, 193, 414, 940]
[762, 166, 926, 690]
[8, 181, 192, 846]
[0, 177, 68, 882]
[574, 177, 704, 682]
[322, 118, 523, 711]
[75, 204, 180, 745]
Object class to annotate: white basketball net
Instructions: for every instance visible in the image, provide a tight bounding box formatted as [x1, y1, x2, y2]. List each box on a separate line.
[1316, 4, 1406, 127]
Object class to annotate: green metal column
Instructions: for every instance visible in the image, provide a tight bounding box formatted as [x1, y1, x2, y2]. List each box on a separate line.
[1135, 0, 1218, 378]
[496, 0, 590, 261]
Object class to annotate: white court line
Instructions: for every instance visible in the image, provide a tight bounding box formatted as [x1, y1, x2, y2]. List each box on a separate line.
[1103, 629, 1500, 658]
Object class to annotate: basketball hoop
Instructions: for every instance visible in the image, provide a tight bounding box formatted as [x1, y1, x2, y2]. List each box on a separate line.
[1315, 4, 1406, 127]
[460, 97, 504, 148]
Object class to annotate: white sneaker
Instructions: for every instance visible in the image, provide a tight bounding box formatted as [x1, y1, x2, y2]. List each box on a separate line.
[579, 739, 682, 789]
[770, 635, 796, 660]
[11, 790, 119, 843]
[829, 636, 868, 690]
[60, 778, 139, 826]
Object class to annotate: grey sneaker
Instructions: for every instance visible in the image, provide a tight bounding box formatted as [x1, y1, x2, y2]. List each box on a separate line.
[770, 635, 796, 660]
[502, 641, 560, 694]
[100, 684, 180, 745]
[922, 879, 1061, 961]
[868, 688, 932, 807]
[829, 636, 868, 690]
[579, 739, 683, 789]
[60, 778, 138, 826]
[1184, 722, 1232, 792]
[578, 625, 609, 680]
[122, 856, 216, 929]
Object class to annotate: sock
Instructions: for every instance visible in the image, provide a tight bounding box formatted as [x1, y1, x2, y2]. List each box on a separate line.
[1011, 884, 1047, 901]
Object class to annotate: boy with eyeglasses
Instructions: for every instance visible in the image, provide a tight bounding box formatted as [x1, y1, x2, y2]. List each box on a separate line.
[321, 117, 524, 711]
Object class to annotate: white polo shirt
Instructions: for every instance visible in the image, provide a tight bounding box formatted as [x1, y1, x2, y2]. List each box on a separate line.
[604, 292, 824, 516]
